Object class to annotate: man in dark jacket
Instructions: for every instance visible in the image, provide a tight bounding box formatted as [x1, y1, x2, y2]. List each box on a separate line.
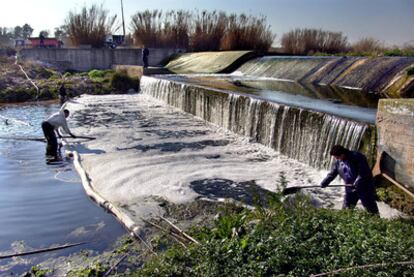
[320, 145, 379, 214]
[142, 47, 149, 68]
[58, 83, 67, 106]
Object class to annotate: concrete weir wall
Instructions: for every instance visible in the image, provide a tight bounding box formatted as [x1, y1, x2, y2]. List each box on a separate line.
[19, 48, 180, 71]
[377, 99, 414, 191]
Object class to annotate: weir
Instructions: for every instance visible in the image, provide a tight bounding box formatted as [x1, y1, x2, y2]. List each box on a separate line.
[140, 76, 375, 169]
[235, 56, 414, 96]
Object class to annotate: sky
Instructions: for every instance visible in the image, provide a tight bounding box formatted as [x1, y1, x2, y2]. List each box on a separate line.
[0, 0, 413, 46]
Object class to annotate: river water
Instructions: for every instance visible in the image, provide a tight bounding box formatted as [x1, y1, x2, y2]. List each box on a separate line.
[0, 102, 125, 274]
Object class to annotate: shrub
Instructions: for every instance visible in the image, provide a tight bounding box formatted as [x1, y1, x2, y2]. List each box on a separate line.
[88, 69, 113, 81]
[131, 10, 190, 49]
[138, 195, 414, 276]
[191, 11, 227, 51]
[110, 70, 139, 92]
[351, 37, 384, 54]
[130, 10, 275, 51]
[63, 4, 118, 48]
[220, 14, 274, 51]
[281, 28, 349, 55]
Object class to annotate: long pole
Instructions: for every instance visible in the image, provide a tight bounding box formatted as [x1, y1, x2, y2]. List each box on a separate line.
[120, 0, 126, 38]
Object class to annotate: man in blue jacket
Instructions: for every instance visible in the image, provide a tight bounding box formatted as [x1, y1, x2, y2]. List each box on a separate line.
[320, 145, 379, 214]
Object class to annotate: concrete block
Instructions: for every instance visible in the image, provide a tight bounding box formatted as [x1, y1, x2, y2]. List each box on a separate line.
[377, 99, 414, 191]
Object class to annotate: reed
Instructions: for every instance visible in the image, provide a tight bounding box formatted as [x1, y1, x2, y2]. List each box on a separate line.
[64, 4, 118, 48]
[131, 10, 191, 48]
[281, 28, 348, 55]
[220, 14, 274, 51]
[130, 10, 275, 51]
[190, 11, 227, 51]
[351, 37, 384, 54]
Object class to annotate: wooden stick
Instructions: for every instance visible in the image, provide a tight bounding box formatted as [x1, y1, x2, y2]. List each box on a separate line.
[382, 173, 414, 199]
[311, 260, 414, 277]
[103, 254, 129, 277]
[159, 216, 200, 245]
[142, 219, 188, 248]
[134, 233, 157, 255]
[0, 241, 88, 259]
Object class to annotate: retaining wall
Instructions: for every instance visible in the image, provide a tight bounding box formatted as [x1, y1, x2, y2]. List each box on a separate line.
[19, 48, 180, 71]
[376, 99, 414, 191]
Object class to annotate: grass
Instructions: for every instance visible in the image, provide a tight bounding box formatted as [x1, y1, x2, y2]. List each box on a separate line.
[137, 193, 414, 276]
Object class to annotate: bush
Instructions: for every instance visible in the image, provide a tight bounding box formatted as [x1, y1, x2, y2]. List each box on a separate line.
[131, 10, 190, 49]
[351, 37, 384, 54]
[219, 14, 274, 51]
[110, 70, 139, 92]
[88, 69, 113, 81]
[139, 195, 414, 276]
[63, 4, 118, 48]
[130, 10, 275, 51]
[281, 28, 349, 55]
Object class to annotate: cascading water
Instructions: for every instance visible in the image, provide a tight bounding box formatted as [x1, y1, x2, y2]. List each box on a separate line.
[140, 76, 372, 169]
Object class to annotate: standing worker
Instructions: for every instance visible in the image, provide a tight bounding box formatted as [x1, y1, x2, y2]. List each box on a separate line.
[142, 46, 149, 68]
[58, 83, 67, 106]
[320, 144, 379, 214]
[41, 109, 77, 159]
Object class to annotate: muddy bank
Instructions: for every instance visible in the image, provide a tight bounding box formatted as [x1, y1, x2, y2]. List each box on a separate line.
[0, 56, 138, 103]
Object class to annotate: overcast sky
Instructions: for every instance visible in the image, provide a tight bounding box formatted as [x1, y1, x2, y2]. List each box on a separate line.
[0, 0, 413, 46]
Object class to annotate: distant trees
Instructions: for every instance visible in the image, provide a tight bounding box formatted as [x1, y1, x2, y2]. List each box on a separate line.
[281, 28, 349, 55]
[0, 23, 33, 46]
[130, 10, 275, 51]
[22, 24, 34, 39]
[39, 30, 49, 38]
[63, 4, 118, 47]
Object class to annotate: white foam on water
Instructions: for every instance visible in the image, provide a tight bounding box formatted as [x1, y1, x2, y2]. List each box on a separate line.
[66, 94, 401, 221]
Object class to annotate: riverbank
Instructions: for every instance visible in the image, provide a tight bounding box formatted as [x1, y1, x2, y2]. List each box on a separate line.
[0, 56, 139, 103]
[16, 93, 410, 275]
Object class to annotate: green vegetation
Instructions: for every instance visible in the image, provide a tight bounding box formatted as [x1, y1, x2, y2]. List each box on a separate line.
[138, 194, 414, 276]
[88, 69, 112, 80]
[110, 70, 140, 92]
[377, 182, 414, 216]
[23, 266, 50, 277]
[406, 67, 414, 76]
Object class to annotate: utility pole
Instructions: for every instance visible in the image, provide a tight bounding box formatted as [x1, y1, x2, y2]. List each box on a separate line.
[120, 0, 126, 39]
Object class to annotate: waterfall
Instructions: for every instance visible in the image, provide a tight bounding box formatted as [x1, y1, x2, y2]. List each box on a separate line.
[141, 76, 371, 169]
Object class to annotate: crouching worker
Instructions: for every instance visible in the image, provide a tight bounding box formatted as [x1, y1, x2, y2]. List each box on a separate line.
[41, 109, 77, 159]
[320, 144, 379, 214]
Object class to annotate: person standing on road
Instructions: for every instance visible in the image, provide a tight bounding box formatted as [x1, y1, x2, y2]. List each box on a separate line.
[320, 144, 379, 214]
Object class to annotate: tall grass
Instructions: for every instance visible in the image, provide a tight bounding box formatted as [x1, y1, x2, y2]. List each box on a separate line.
[351, 37, 384, 54]
[130, 10, 275, 51]
[64, 4, 118, 48]
[191, 11, 227, 51]
[220, 14, 274, 51]
[131, 10, 190, 48]
[281, 28, 349, 55]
